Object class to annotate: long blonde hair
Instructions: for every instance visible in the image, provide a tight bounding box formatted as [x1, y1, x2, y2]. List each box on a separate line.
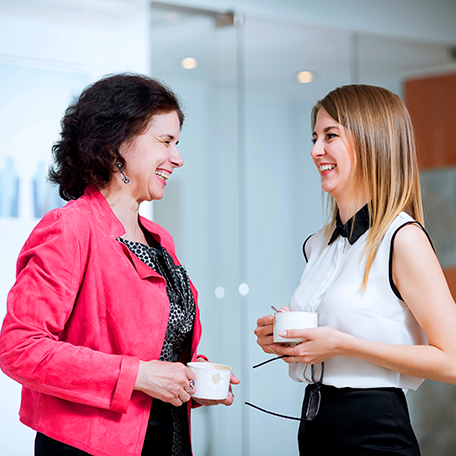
[312, 85, 423, 288]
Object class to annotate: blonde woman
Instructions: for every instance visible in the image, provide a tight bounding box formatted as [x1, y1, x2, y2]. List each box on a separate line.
[255, 85, 456, 455]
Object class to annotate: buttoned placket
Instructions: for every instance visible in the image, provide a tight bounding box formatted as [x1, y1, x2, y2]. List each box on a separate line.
[300, 236, 349, 382]
[308, 236, 349, 313]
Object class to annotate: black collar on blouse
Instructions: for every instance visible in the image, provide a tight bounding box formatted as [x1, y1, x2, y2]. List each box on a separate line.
[328, 204, 370, 245]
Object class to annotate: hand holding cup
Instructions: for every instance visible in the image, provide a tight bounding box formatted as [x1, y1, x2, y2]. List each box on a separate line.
[188, 358, 240, 406]
[273, 310, 318, 343]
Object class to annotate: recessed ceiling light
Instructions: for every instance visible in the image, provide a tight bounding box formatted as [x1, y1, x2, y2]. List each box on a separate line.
[166, 13, 180, 23]
[181, 57, 198, 70]
[297, 71, 314, 83]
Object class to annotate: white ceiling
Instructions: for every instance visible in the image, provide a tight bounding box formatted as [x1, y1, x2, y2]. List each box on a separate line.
[149, 4, 456, 102]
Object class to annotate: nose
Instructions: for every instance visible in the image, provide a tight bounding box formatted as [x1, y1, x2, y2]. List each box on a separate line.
[170, 145, 184, 168]
[311, 138, 325, 160]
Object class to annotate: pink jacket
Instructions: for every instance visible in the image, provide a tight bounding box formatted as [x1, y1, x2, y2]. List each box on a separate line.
[0, 185, 202, 456]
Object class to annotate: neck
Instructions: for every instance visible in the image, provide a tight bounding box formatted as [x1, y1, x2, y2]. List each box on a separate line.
[99, 179, 147, 244]
[336, 197, 368, 225]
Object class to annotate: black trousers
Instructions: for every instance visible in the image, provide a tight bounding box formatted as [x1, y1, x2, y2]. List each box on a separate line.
[298, 384, 421, 456]
[35, 399, 189, 456]
[35, 434, 91, 456]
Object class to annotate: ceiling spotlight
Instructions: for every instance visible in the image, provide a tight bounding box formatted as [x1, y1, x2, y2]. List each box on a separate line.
[181, 57, 198, 70]
[166, 13, 180, 23]
[297, 71, 314, 83]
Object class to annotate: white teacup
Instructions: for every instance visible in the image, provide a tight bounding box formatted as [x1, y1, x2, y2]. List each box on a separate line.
[187, 362, 232, 400]
[273, 311, 318, 343]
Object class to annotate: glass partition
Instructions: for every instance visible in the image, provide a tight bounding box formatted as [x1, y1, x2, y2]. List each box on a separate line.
[148, 7, 456, 456]
[149, 4, 247, 455]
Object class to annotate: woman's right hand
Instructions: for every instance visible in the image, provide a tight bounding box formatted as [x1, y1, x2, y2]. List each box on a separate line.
[134, 360, 196, 407]
[254, 306, 290, 354]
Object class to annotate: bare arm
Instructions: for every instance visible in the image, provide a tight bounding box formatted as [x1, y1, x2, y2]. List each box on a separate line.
[270, 224, 456, 384]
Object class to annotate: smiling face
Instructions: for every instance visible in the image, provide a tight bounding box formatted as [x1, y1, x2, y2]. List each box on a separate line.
[311, 108, 358, 208]
[119, 111, 183, 203]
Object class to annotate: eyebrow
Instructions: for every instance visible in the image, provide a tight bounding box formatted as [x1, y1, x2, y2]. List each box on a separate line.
[160, 134, 179, 143]
[312, 125, 340, 136]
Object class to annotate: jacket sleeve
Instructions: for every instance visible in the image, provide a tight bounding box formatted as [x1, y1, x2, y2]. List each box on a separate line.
[0, 210, 139, 414]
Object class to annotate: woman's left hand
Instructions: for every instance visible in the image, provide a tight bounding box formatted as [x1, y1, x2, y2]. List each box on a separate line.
[191, 358, 240, 407]
[269, 326, 351, 364]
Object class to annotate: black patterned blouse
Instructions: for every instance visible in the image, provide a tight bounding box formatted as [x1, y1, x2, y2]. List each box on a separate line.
[117, 235, 195, 456]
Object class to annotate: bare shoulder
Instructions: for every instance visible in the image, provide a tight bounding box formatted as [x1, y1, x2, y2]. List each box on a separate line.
[392, 222, 455, 334]
[393, 222, 433, 259]
[392, 222, 441, 294]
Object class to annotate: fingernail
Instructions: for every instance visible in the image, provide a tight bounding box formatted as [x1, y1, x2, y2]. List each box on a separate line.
[278, 330, 287, 336]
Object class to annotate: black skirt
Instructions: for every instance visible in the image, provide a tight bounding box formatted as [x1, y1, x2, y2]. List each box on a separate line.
[298, 383, 421, 456]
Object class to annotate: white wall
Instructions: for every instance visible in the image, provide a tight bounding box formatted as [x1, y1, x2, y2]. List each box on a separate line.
[0, 0, 150, 79]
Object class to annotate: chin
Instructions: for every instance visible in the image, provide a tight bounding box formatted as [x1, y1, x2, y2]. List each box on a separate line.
[321, 184, 335, 195]
[146, 186, 165, 201]
[150, 192, 165, 201]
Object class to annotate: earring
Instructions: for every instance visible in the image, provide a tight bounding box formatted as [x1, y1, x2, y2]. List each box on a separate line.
[116, 161, 130, 185]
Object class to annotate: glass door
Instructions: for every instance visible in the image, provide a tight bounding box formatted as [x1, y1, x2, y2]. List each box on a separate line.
[149, 4, 247, 455]
[149, 5, 456, 455]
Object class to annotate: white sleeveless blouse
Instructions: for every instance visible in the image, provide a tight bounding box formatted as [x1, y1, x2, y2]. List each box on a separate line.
[288, 211, 427, 391]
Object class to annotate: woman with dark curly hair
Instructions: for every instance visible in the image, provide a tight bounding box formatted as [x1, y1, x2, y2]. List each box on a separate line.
[0, 73, 239, 456]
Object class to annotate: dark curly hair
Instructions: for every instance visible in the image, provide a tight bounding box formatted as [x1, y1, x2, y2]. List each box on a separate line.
[48, 73, 184, 200]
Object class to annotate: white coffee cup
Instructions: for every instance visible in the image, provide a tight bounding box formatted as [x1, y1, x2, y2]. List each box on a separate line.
[273, 311, 318, 343]
[187, 362, 232, 400]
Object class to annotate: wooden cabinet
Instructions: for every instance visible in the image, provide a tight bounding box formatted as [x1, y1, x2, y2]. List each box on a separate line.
[405, 72, 456, 297]
[405, 73, 456, 168]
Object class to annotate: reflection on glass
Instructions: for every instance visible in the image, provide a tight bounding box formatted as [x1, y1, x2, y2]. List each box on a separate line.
[0, 156, 20, 217]
[33, 161, 63, 218]
[215, 286, 225, 299]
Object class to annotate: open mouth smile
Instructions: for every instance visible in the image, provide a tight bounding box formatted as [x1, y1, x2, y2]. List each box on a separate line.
[155, 170, 170, 182]
[319, 164, 336, 172]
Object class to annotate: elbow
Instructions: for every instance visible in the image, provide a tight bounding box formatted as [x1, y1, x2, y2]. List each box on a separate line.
[0, 329, 11, 371]
[445, 357, 456, 385]
[433, 350, 456, 385]
[0, 325, 42, 382]
[0, 338, 18, 381]
[0, 336, 21, 380]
